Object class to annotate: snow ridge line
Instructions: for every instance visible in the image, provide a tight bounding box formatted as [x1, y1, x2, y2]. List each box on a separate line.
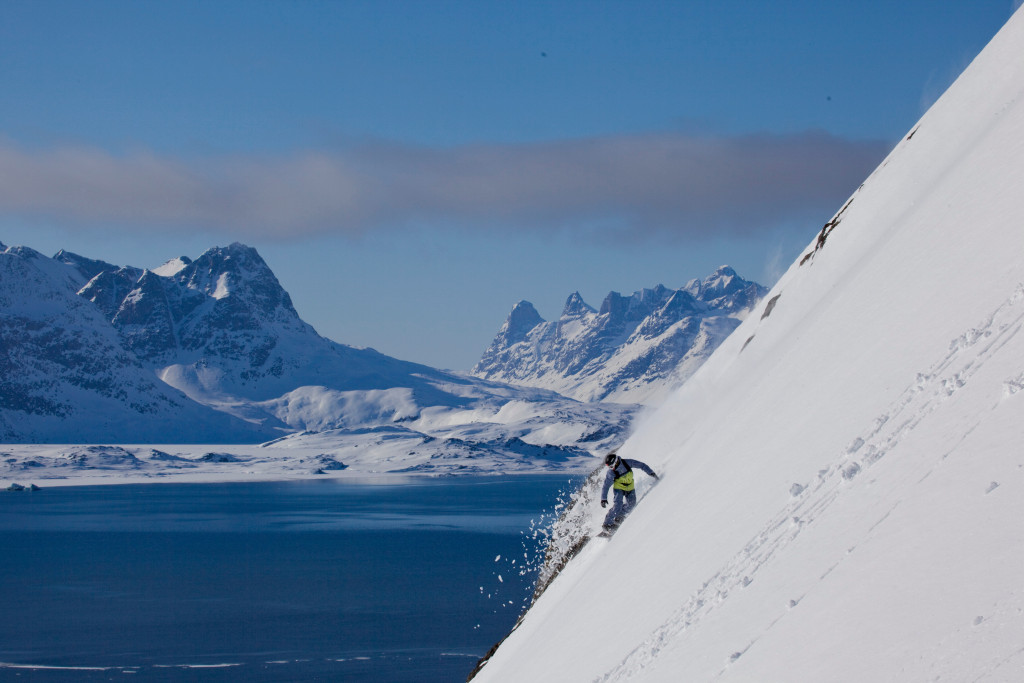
[594, 284, 1024, 682]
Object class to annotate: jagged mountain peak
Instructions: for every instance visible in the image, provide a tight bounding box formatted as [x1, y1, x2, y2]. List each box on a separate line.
[598, 284, 676, 323]
[79, 266, 146, 319]
[174, 243, 297, 317]
[681, 265, 766, 314]
[655, 288, 704, 319]
[202, 241, 261, 264]
[700, 264, 741, 294]
[474, 267, 766, 404]
[53, 249, 120, 285]
[152, 255, 192, 277]
[52, 242, 309, 376]
[510, 299, 542, 318]
[3, 245, 91, 299]
[6, 244, 44, 260]
[0, 244, 272, 442]
[504, 301, 545, 344]
[562, 292, 596, 318]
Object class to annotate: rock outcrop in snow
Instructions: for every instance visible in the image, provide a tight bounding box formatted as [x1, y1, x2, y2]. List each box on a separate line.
[472, 267, 766, 404]
[473, 8, 1024, 682]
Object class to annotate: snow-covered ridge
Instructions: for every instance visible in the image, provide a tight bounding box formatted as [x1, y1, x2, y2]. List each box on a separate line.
[472, 266, 766, 404]
[474, 7, 1024, 682]
[151, 255, 191, 277]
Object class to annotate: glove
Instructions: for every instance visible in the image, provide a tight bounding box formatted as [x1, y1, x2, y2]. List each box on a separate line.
[600, 500, 608, 508]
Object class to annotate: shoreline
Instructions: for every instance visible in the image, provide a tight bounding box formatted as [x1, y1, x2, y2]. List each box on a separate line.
[2, 441, 595, 490]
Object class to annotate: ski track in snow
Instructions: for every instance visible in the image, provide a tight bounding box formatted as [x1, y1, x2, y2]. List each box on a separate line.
[594, 283, 1024, 683]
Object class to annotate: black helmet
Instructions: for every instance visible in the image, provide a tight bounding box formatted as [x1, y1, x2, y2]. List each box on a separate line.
[604, 452, 618, 466]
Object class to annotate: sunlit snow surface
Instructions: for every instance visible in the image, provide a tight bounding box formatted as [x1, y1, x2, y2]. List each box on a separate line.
[474, 8, 1024, 683]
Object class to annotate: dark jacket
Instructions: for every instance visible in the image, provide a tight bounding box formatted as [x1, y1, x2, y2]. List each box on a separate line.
[601, 458, 656, 500]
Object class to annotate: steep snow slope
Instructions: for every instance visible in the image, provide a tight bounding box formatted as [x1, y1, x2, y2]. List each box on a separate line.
[474, 8, 1024, 682]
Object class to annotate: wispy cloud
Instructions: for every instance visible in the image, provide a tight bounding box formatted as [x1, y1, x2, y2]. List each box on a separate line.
[0, 132, 888, 240]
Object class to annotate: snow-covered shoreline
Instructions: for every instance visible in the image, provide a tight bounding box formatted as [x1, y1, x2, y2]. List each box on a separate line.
[1, 437, 602, 490]
[3, 392, 635, 489]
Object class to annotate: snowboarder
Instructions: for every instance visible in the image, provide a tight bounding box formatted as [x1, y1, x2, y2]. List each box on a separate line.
[600, 452, 658, 533]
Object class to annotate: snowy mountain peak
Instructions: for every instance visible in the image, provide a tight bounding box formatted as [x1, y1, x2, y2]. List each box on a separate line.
[704, 262, 737, 282]
[636, 289, 705, 337]
[504, 301, 545, 344]
[4, 245, 88, 296]
[0, 244, 270, 442]
[561, 292, 596, 318]
[681, 264, 767, 314]
[53, 249, 121, 286]
[6, 245, 43, 260]
[711, 263, 737, 277]
[152, 255, 192, 277]
[473, 268, 766, 404]
[79, 266, 149, 320]
[110, 270, 179, 358]
[177, 243, 298, 317]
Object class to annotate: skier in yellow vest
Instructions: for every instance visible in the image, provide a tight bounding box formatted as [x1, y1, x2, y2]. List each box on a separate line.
[600, 452, 658, 533]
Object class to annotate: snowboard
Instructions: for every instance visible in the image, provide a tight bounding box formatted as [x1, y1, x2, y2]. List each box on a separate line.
[595, 474, 662, 539]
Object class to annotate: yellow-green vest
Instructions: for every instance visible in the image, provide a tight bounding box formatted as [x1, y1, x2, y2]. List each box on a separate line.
[613, 470, 635, 492]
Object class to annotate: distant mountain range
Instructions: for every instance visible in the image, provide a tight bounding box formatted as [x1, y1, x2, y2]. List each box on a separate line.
[472, 266, 766, 404]
[1, 241, 631, 446]
[0, 239, 760, 454]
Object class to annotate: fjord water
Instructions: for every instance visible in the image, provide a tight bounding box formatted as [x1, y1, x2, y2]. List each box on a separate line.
[0, 476, 578, 681]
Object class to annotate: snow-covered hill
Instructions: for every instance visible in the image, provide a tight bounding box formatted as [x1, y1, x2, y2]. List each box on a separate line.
[472, 267, 766, 404]
[473, 8, 1024, 682]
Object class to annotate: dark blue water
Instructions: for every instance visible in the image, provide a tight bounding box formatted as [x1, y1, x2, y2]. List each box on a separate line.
[0, 476, 578, 681]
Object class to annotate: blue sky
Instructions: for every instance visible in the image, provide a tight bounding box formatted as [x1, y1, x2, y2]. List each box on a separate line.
[0, 0, 1018, 369]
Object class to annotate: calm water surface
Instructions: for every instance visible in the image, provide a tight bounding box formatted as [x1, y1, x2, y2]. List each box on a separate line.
[0, 476, 579, 681]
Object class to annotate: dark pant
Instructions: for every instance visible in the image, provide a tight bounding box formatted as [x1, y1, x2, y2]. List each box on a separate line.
[603, 488, 637, 528]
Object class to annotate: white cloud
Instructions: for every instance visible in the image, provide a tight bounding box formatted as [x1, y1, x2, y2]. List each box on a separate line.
[0, 132, 888, 240]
